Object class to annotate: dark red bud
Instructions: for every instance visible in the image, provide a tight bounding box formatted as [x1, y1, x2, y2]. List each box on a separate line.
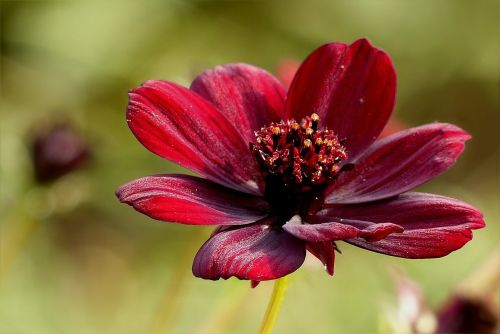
[31, 124, 91, 183]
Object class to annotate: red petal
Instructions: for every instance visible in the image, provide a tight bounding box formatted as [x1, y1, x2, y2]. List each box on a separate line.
[127, 80, 263, 195]
[356, 223, 404, 242]
[116, 174, 269, 225]
[306, 242, 335, 275]
[285, 38, 396, 159]
[190, 64, 286, 143]
[348, 228, 476, 259]
[251, 280, 261, 288]
[325, 123, 470, 204]
[322, 192, 484, 258]
[192, 224, 306, 280]
[283, 215, 403, 242]
[283, 215, 359, 241]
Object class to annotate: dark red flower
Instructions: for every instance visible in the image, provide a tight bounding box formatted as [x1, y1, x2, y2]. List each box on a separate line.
[31, 123, 91, 183]
[388, 267, 498, 333]
[437, 296, 498, 334]
[116, 39, 484, 282]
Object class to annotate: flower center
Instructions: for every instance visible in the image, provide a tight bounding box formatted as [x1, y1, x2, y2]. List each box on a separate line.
[250, 113, 347, 197]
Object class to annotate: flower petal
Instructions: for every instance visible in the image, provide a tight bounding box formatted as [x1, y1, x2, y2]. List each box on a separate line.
[193, 224, 306, 280]
[116, 174, 269, 225]
[306, 242, 335, 275]
[283, 215, 359, 242]
[127, 80, 263, 195]
[285, 38, 396, 159]
[282, 215, 403, 242]
[190, 64, 286, 143]
[347, 228, 475, 259]
[325, 123, 470, 204]
[355, 222, 405, 242]
[251, 280, 261, 288]
[321, 193, 484, 258]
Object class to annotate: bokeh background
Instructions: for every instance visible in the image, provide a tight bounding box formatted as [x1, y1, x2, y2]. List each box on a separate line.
[1, 1, 498, 333]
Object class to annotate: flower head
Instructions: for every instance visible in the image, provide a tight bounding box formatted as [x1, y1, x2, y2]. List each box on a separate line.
[31, 123, 91, 183]
[116, 39, 484, 282]
[386, 265, 499, 334]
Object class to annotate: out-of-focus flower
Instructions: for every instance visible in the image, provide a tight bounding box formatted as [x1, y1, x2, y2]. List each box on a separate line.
[276, 59, 301, 90]
[436, 249, 500, 334]
[436, 296, 498, 334]
[31, 123, 91, 183]
[379, 118, 407, 138]
[117, 38, 484, 283]
[385, 251, 499, 334]
[386, 269, 438, 334]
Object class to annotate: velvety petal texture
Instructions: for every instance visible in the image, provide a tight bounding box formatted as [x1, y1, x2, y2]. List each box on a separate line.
[354, 222, 405, 242]
[322, 193, 484, 258]
[285, 38, 396, 158]
[347, 228, 475, 259]
[283, 215, 359, 241]
[283, 215, 403, 242]
[116, 174, 269, 225]
[127, 80, 263, 195]
[193, 224, 306, 280]
[190, 64, 286, 143]
[325, 123, 470, 204]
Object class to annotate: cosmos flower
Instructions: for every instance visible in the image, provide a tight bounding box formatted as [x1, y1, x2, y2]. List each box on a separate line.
[116, 39, 484, 282]
[386, 263, 498, 334]
[437, 296, 498, 334]
[31, 123, 91, 183]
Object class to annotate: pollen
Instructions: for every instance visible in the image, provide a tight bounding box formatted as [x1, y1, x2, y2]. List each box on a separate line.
[251, 114, 347, 190]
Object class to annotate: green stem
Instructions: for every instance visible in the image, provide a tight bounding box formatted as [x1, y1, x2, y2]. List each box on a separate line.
[258, 276, 289, 334]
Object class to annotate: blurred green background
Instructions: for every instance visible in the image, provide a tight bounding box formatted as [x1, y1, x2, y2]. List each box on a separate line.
[1, 1, 498, 333]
